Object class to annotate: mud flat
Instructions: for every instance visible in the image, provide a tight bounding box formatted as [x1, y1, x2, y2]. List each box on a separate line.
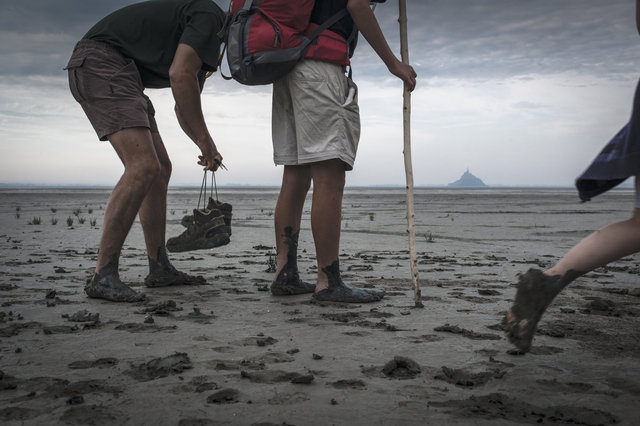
[0, 186, 638, 425]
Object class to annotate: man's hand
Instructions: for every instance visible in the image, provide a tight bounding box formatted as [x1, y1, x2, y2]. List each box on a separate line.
[389, 60, 417, 92]
[198, 149, 224, 171]
[347, 0, 417, 92]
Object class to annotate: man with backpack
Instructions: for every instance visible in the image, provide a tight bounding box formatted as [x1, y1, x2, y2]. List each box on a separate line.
[269, 0, 417, 302]
[65, 0, 226, 302]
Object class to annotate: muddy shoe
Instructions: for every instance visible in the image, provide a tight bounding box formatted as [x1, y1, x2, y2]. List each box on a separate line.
[180, 207, 223, 228]
[167, 209, 229, 253]
[270, 267, 315, 295]
[145, 246, 207, 287]
[206, 197, 232, 235]
[504, 268, 568, 353]
[313, 260, 384, 303]
[85, 264, 145, 303]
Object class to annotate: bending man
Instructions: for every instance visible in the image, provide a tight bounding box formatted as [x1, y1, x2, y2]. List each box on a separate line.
[65, 0, 226, 302]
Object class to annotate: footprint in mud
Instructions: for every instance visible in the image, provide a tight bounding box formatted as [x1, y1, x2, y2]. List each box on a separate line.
[428, 392, 619, 425]
[0, 407, 41, 422]
[268, 391, 310, 405]
[434, 324, 501, 341]
[239, 335, 278, 347]
[126, 352, 192, 382]
[136, 299, 183, 317]
[240, 369, 313, 384]
[176, 307, 216, 324]
[329, 379, 367, 390]
[68, 358, 119, 369]
[114, 323, 178, 333]
[60, 405, 128, 425]
[174, 376, 218, 394]
[434, 366, 505, 388]
[207, 388, 240, 404]
[178, 419, 220, 426]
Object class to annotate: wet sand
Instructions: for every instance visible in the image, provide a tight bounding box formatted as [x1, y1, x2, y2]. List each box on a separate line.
[0, 186, 639, 425]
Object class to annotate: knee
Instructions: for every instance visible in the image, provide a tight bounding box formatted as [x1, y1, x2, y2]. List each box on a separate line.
[158, 157, 172, 184]
[283, 167, 311, 194]
[127, 160, 161, 187]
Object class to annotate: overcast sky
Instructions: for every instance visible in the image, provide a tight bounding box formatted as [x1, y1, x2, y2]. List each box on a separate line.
[1, 0, 639, 187]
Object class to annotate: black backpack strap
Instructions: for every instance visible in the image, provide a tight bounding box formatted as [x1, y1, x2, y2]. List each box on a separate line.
[303, 8, 349, 46]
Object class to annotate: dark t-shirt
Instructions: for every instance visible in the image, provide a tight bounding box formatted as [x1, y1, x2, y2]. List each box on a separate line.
[84, 0, 225, 88]
[310, 0, 358, 56]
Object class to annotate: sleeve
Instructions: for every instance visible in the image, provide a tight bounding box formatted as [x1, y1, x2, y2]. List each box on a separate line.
[179, 4, 224, 71]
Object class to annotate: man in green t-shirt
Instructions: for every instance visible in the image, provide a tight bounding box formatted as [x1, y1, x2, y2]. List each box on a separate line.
[65, 0, 226, 302]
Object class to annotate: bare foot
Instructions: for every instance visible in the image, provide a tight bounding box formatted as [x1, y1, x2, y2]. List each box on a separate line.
[313, 260, 384, 303]
[504, 268, 564, 352]
[85, 266, 145, 303]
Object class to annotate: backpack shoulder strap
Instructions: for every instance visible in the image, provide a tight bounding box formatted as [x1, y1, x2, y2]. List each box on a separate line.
[303, 8, 349, 43]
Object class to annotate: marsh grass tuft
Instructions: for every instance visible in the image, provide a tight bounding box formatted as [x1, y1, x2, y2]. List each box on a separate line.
[51, 217, 58, 225]
[90, 218, 97, 227]
[78, 217, 86, 224]
[265, 252, 277, 273]
[28, 217, 42, 225]
[66, 216, 74, 227]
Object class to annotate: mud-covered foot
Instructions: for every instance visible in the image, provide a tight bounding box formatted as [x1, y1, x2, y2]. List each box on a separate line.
[145, 246, 207, 288]
[313, 260, 384, 303]
[270, 267, 315, 295]
[504, 268, 566, 352]
[145, 267, 207, 288]
[85, 264, 145, 303]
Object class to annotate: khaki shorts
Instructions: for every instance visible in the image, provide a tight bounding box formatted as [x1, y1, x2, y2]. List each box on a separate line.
[65, 39, 158, 141]
[272, 59, 360, 170]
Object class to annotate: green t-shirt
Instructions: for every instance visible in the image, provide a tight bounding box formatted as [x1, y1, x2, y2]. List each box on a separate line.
[84, 0, 225, 88]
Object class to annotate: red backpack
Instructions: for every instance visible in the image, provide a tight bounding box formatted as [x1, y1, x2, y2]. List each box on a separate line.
[219, 0, 353, 85]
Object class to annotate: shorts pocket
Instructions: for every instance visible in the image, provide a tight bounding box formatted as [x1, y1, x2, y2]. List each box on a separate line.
[108, 60, 143, 97]
[65, 55, 87, 103]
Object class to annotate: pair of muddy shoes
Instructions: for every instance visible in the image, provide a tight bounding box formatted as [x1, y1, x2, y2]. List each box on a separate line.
[181, 197, 232, 235]
[270, 260, 384, 303]
[167, 208, 230, 252]
[86, 253, 207, 302]
[504, 268, 574, 352]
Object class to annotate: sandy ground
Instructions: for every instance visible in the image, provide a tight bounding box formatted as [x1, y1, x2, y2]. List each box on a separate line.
[0, 186, 639, 426]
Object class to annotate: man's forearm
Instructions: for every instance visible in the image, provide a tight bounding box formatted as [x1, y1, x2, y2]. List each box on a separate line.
[170, 70, 213, 149]
[347, 0, 398, 69]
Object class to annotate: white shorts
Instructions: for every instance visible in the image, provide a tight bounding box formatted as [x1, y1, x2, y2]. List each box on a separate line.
[272, 59, 360, 170]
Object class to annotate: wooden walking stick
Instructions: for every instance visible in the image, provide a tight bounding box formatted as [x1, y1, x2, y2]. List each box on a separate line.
[399, 0, 423, 308]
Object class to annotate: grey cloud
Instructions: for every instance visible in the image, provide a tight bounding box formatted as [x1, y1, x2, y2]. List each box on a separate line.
[0, 0, 637, 81]
[357, 0, 638, 81]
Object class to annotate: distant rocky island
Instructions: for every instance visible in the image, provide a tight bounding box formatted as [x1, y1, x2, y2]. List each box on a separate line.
[448, 169, 487, 187]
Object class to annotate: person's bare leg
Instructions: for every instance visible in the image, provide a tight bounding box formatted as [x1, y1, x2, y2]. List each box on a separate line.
[140, 132, 206, 287]
[309, 159, 383, 303]
[87, 127, 160, 302]
[270, 165, 315, 295]
[547, 208, 640, 277]
[309, 160, 343, 292]
[506, 207, 640, 352]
